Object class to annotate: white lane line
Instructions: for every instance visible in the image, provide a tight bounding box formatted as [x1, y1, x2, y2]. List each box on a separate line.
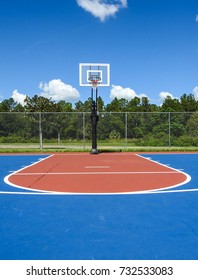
[12, 171, 180, 175]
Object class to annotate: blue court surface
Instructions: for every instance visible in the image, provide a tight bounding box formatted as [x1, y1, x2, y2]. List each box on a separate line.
[0, 153, 198, 260]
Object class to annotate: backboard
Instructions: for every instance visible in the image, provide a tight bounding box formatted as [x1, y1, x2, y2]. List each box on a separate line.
[79, 63, 110, 87]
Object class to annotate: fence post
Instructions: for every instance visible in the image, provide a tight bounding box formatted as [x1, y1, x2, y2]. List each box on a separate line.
[83, 112, 85, 149]
[125, 112, 128, 147]
[168, 112, 171, 147]
[39, 112, 43, 150]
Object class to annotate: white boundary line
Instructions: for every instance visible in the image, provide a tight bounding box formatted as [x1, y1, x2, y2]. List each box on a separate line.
[1, 188, 198, 195]
[1, 153, 194, 196]
[12, 171, 180, 175]
[136, 154, 191, 192]
[3, 154, 54, 194]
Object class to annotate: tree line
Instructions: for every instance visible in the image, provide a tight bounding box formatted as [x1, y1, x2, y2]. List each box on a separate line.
[0, 93, 198, 113]
[1, 93, 198, 147]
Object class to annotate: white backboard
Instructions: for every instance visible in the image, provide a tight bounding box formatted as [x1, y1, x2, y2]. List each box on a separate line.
[79, 63, 110, 87]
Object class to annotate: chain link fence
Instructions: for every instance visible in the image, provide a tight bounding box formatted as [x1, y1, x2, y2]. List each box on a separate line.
[0, 112, 198, 149]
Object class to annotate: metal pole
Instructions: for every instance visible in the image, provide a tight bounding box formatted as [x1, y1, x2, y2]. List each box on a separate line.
[83, 112, 85, 150]
[168, 112, 171, 147]
[90, 86, 99, 154]
[39, 112, 43, 150]
[91, 86, 93, 101]
[125, 112, 128, 148]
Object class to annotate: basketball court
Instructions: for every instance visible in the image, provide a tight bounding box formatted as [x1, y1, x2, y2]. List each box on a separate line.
[1, 152, 198, 260]
[1, 64, 198, 261]
[5, 153, 189, 194]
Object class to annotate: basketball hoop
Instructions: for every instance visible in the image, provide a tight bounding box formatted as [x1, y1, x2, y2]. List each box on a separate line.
[79, 63, 110, 154]
[89, 75, 101, 88]
[90, 80, 99, 88]
[79, 63, 110, 87]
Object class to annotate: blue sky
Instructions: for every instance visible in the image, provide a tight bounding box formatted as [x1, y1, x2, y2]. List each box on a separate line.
[0, 0, 198, 106]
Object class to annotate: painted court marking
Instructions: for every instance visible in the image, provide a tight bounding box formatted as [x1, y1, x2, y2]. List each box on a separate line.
[2, 153, 192, 195]
[1, 154, 198, 261]
[12, 171, 180, 175]
[84, 166, 110, 169]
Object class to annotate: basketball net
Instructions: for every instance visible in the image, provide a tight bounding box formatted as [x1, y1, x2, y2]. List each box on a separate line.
[91, 80, 99, 88]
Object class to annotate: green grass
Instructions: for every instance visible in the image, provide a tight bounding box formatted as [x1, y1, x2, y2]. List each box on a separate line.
[0, 142, 198, 153]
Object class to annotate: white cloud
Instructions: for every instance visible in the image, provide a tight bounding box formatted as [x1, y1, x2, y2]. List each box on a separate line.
[193, 86, 198, 100]
[159, 91, 175, 101]
[196, 15, 198, 22]
[11, 89, 26, 106]
[110, 85, 146, 100]
[39, 79, 80, 102]
[76, 0, 127, 22]
[120, 0, 127, 8]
